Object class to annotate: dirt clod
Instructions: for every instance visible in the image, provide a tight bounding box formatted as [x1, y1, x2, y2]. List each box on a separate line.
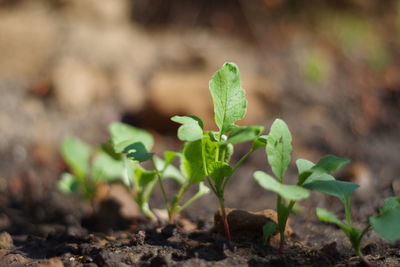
[214, 208, 293, 240]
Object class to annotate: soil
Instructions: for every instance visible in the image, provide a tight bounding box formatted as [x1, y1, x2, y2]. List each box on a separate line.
[1, 0, 400, 266]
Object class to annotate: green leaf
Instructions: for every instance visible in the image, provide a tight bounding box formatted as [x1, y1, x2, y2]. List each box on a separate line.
[305, 180, 359, 200]
[378, 197, 400, 214]
[316, 207, 350, 231]
[296, 159, 335, 185]
[222, 143, 234, 163]
[61, 137, 92, 179]
[370, 197, 400, 242]
[134, 168, 157, 188]
[92, 150, 124, 181]
[263, 221, 277, 243]
[123, 142, 154, 162]
[57, 173, 79, 194]
[109, 122, 154, 153]
[252, 135, 268, 150]
[201, 135, 220, 176]
[209, 62, 247, 136]
[254, 171, 310, 200]
[266, 119, 292, 180]
[296, 159, 314, 174]
[100, 141, 121, 160]
[304, 180, 359, 201]
[311, 155, 350, 174]
[209, 162, 232, 189]
[171, 115, 204, 141]
[164, 151, 178, 166]
[181, 139, 205, 183]
[226, 125, 264, 144]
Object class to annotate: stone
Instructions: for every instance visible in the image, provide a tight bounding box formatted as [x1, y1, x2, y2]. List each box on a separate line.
[213, 208, 293, 239]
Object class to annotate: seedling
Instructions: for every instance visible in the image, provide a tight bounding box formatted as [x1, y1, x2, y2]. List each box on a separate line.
[58, 136, 124, 207]
[313, 180, 400, 267]
[170, 62, 267, 241]
[254, 119, 353, 252]
[109, 122, 210, 223]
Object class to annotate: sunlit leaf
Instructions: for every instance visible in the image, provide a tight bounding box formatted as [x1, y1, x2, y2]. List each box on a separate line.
[61, 137, 92, 179]
[209, 62, 247, 136]
[171, 115, 204, 141]
[254, 171, 309, 200]
[266, 119, 292, 180]
[109, 122, 154, 153]
[226, 125, 264, 144]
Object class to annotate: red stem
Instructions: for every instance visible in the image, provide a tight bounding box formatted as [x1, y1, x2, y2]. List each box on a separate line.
[361, 257, 373, 267]
[222, 210, 231, 241]
[278, 240, 284, 254]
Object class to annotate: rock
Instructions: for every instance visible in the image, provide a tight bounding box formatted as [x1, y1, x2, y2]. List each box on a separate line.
[213, 208, 293, 238]
[0, 250, 29, 265]
[0, 232, 13, 249]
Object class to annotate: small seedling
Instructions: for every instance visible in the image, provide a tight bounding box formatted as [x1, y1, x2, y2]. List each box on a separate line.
[109, 122, 210, 223]
[314, 182, 400, 267]
[254, 119, 353, 252]
[58, 136, 124, 207]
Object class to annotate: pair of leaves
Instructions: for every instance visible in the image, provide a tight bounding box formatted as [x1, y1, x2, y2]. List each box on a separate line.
[172, 115, 264, 146]
[297, 155, 350, 185]
[369, 197, 400, 242]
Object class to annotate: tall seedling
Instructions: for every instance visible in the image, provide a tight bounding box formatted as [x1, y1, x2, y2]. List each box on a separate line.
[171, 62, 267, 240]
[253, 119, 309, 252]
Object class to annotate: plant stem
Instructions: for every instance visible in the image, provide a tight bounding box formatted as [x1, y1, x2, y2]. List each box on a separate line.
[168, 183, 190, 224]
[356, 247, 372, 267]
[151, 157, 169, 215]
[218, 195, 231, 241]
[222, 148, 255, 190]
[344, 197, 352, 225]
[276, 196, 285, 253]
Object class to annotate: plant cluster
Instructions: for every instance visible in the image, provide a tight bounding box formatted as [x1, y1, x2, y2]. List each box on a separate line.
[59, 62, 400, 265]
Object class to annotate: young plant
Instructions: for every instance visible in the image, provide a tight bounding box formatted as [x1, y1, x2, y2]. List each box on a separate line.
[58, 136, 124, 207]
[109, 122, 210, 223]
[171, 62, 267, 241]
[312, 181, 400, 267]
[253, 119, 309, 252]
[254, 119, 352, 252]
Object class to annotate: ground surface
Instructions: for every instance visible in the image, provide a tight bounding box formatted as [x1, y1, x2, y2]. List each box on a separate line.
[1, 0, 400, 266]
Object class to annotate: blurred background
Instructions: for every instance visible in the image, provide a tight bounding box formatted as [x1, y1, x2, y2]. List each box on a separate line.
[0, 0, 399, 231]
